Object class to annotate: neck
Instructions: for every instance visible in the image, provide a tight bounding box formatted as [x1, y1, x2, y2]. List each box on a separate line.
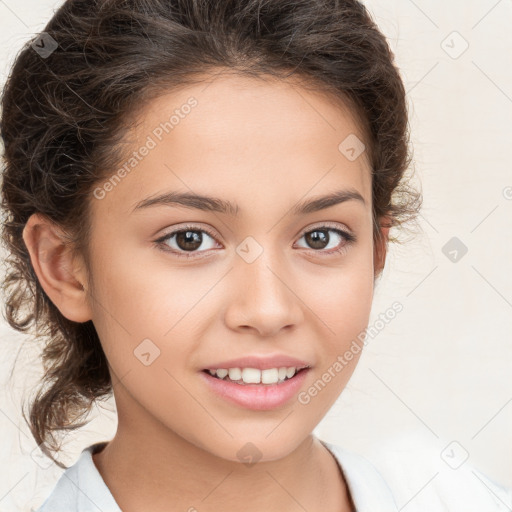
[92, 420, 354, 512]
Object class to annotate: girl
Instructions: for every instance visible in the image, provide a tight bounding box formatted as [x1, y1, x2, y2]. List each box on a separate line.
[1, 0, 509, 510]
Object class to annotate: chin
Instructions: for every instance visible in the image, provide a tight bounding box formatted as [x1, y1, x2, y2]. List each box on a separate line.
[198, 429, 312, 465]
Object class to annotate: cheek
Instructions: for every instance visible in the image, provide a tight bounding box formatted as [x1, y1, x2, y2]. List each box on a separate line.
[90, 236, 210, 334]
[300, 255, 374, 399]
[296, 288, 371, 423]
[305, 255, 375, 337]
[88, 245, 223, 401]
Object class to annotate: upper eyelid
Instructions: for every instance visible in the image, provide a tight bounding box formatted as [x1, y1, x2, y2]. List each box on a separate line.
[157, 221, 353, 240]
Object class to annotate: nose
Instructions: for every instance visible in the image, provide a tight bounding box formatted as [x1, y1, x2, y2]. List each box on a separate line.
[224, 249, 304, 337]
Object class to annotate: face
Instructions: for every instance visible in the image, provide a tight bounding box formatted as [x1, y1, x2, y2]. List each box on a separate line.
[83, 72, 381, 462]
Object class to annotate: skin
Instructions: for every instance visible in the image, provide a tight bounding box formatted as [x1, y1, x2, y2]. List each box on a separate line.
[23, 71, 389, 512]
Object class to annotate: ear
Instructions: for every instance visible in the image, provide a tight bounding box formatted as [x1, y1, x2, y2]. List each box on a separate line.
[22, 212, 92, 323]
[374, 216, 391, 280]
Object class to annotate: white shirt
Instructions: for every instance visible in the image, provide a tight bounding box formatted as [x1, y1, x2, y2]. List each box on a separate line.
[34, 437, 511, 512]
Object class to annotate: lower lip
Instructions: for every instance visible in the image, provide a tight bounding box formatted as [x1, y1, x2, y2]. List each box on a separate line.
[200, 369, 311, 411]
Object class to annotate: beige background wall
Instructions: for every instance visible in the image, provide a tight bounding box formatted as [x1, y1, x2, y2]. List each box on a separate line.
[0, 1, 510, 510]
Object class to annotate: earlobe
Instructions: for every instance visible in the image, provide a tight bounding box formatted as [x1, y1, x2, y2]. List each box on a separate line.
[22, 213, 92, 323]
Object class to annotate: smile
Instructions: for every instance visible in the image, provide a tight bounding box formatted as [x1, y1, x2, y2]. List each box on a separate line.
[200, 367, 311, 410]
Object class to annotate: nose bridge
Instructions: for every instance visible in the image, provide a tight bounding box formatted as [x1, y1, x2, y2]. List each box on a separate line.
[237, 236, 288, 300]
[228, 234, 303, 333]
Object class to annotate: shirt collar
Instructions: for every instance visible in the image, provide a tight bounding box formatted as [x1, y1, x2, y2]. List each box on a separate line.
[320, 438, 399, 511]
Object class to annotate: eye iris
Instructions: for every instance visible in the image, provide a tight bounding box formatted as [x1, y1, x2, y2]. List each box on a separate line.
[176, 230, 202, 251]
[306, 230, 329, 249]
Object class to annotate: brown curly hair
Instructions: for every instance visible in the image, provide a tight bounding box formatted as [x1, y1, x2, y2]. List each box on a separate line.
[0, 0, 422, 468]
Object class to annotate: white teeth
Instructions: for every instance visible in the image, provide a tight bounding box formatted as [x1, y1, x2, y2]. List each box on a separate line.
[261, 368, 279, 384]
[228, 368, 242, 381]
[216, 368, 228, 379]
[242, 368, 261, 384]
[207, 366, 304, 384]
[286, 367, 297, 379]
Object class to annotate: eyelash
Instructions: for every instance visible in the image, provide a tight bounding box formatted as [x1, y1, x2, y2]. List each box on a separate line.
[154, 223, 357, 260]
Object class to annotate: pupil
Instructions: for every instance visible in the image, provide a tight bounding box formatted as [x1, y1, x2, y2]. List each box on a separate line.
[177, 230, 202, 251]
[307, 230, 328, 249]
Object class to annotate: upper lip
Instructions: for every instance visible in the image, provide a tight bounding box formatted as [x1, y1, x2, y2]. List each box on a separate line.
[203, 354, 312, 371]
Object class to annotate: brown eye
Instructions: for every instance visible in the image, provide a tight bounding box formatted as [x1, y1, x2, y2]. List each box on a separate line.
[155, 225, 220, 258]
[304, 229, 330, 250]
[175, 230, 203, 251]
[295, 225, 356, 255]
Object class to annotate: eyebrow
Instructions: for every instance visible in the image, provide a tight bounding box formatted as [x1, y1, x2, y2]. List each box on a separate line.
[131, 188, 366, 216]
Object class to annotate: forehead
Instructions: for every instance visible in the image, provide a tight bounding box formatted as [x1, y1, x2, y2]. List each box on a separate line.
[96, 72, 372, 219]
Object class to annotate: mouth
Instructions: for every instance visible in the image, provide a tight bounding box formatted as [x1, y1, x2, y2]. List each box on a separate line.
[200, 366, 311, 410]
